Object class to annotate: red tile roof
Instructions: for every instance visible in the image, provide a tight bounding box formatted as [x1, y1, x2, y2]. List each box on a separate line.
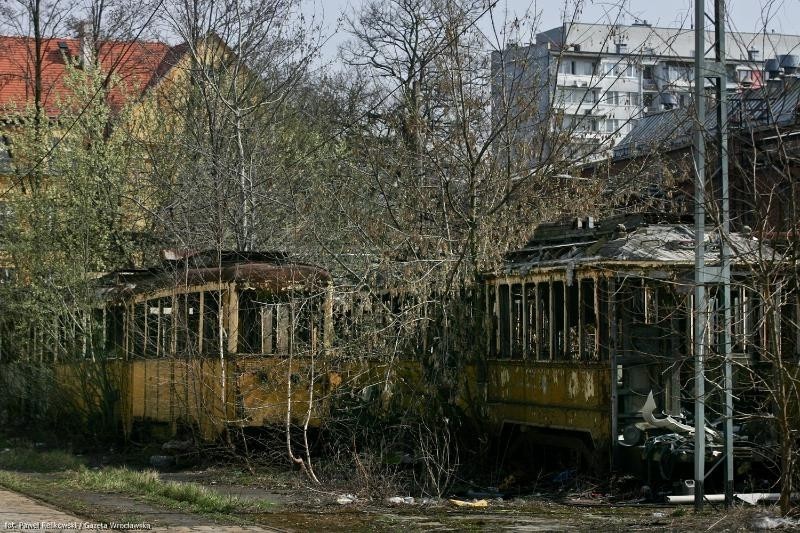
[0, 35, 184, 117]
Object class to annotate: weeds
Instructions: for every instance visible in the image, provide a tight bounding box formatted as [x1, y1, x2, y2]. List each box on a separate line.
[75, 467, 273, 514]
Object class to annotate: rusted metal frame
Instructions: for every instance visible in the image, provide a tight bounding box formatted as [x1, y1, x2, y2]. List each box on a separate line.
[143, 300, 149, 358]
[667, 294, 683, 416]
[594, 274, 601, 360]
[170, 292, 178, 356]
[155, 299, 165, 358]
[130, 282, 243, 303]
[198, 292, 205, 354]
[226, 284, 238, 355]
[508, 280, 514, 359]
[485, 283, 491, 356]
[534, 282, 541, 360]
[578, 279, 584, 361]
[522, 281, 528, 359]
[609, 276, 618, 470]
[795, 292, 800, 359]
[495, 279, 501, 356]
[773, 284, 782, 360]
[262, 305, 272, 354]
[561, 281, 567, 361]
[548, 278, 554, 361]
[124, 303, 131, 360]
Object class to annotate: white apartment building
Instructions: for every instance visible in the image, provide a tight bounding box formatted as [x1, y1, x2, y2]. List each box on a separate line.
[492, 21, 800, 162]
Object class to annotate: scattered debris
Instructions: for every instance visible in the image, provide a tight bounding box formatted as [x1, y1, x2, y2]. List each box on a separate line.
[336, 493, 358, 505]
[751, 515, 800, 530]
[386, 496, 415, 505]
[448, 498, 488, 508]
[666, 493, 797, 505]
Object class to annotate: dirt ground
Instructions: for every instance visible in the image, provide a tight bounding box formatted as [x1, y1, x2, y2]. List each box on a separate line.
[0, 450, 793, 532]
[36, 466, 791, 531]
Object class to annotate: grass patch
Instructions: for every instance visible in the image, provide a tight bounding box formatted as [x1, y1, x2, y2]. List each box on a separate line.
[0, 469, 28, 491]
[0, 447, 83, 472]
[76, 467, 273, 514]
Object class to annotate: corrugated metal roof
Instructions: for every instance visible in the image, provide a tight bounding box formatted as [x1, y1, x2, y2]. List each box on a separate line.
[502, 216, 774, 274]
[613, 78, 800, 159]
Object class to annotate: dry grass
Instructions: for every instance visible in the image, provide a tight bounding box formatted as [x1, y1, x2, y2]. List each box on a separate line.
[75, 467, 273, 514]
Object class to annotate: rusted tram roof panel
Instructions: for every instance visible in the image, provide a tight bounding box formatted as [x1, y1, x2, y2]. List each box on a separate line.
[501, 214, 776, 274]
[97, 250, 330, 300]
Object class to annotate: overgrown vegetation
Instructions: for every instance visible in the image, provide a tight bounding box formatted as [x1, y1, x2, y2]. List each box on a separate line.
[74, 467, 272, 514]
[0, 0, 798, 516]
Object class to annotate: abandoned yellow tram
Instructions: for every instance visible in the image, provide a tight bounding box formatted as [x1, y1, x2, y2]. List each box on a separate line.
[56, 251, 337, 440]
[476, 214, 785, 480]
[51, 215, 787, 484]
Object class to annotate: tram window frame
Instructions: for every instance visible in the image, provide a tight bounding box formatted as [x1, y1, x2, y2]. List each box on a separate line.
[538, 281, 551, 360]
[105, 305, 125, 358]
[553, 280, 566, 360]
[203, 291, 222, 356]
[238, 289, 263, 354]
[498, 283, 511, 358]
[525, 283, 537, 359]
[487, 284, 497, 357]
[275, 302, 291, 354]
[566, 282, 579, 359]
[511, 283, 524, 359]
[132, 302, 146, 357]
[159, 297, 173, 357]
[145, 301, 160, 357]
[581, 279, 598, 360]
[293, 297, 313, 353]
[176, 292, 201, 356]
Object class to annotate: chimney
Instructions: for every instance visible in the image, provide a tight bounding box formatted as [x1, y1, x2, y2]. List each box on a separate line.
[77, 20, 94, 69]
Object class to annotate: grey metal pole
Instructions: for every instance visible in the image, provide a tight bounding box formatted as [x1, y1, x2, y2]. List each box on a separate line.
[693, 0, 708, 512]
[714, 0, 735, 508]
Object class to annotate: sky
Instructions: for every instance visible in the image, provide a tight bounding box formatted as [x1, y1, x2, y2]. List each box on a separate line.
[306, 0, 800, 64]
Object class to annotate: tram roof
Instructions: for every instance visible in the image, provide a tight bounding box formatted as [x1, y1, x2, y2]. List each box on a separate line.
[500, 214, 776, 275]
[96, 250, 330, 300]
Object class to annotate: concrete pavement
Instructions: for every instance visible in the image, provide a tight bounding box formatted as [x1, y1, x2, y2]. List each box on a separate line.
[0, 488, 276, 532]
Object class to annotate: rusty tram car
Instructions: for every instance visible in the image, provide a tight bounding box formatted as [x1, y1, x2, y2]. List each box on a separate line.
[53, 214, 785, 481]
[478, 213, 785, 480]
[57, 251, 337, 440]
